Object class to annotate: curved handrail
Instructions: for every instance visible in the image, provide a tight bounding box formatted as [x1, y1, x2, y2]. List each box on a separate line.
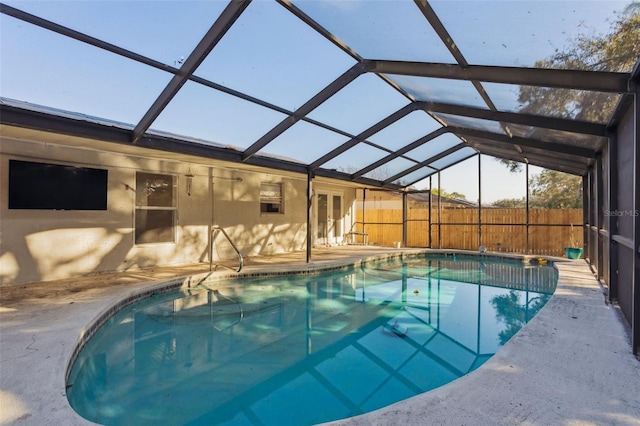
[210, 226, 243, 273]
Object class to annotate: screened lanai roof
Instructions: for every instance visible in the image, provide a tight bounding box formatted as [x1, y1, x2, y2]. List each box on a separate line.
[1, 0, 637, 189]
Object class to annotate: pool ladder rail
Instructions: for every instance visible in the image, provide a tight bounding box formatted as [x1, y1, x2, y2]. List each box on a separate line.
[210, 226, 244, 273]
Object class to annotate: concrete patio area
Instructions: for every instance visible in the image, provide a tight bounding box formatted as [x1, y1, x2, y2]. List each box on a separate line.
[1, 247, 639, 425]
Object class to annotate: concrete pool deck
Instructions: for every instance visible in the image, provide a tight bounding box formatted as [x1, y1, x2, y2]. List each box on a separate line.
[1, 247, 639, 425]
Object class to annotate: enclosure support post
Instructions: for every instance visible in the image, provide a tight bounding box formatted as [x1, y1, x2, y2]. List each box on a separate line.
[632, 83, 640, 355]
[609, 132, 619, 302]
[438, 172, 442, 249]
[402, 191, 408, 247]
[429, 177, 433, 248]
[306, 169, 313, 263]
[363, 188, 367, 242]
[209, 167, 215, 264]
[583, 174, 589, 259]
[478, 154, 482, 248]
[596, 153, 604, 277]
[592, 164, 596, 265]
[525, 162, 530, 254]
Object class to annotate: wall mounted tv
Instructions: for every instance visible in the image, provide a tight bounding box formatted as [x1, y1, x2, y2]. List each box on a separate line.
[9, 160, 108, 210]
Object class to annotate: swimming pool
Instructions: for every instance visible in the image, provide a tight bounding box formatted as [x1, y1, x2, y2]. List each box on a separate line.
[66, 254, 557, 425]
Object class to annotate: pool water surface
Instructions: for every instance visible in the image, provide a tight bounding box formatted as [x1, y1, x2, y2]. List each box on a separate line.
[67, 255, 557, 425]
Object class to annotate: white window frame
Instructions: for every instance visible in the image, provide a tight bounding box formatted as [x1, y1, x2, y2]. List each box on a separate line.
[260, 182, 284, 214]
[134, 172, 177, 244]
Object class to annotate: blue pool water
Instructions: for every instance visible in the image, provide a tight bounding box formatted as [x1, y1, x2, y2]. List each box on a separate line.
[67, 255, 557, 425]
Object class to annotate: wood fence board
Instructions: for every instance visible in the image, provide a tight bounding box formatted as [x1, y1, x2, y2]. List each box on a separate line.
[356, 207, 583, 257]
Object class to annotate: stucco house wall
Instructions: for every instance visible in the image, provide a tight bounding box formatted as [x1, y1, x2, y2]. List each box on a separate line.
[0, 135, 357, 286]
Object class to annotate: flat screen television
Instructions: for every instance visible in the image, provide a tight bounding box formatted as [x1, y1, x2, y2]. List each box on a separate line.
[8, 160, 108, 210]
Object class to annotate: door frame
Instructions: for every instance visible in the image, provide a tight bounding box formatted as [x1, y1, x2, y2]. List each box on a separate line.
[314, 190, 344, 246]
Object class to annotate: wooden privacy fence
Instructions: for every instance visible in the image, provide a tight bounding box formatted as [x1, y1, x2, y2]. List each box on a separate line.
[354, 207, 583, 257]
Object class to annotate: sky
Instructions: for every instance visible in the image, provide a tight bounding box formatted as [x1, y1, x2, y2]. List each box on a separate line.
[0, 0, 629, 203]
[431, 155, 542, 204]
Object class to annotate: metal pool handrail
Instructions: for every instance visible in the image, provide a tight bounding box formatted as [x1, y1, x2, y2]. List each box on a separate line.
[210, 226, 243, 273]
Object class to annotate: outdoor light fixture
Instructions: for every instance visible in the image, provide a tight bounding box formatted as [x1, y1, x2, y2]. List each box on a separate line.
[185, 169, 194, 196]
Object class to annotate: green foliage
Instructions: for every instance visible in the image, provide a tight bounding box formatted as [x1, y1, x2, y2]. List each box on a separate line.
[495, 158, 523, 173]
[529, 169, 582, 208]
[490, 291, 551, 345]
[431, 188, 467, 200]
[497, 7, 640, 175]
[448, 191, 467, 200]
[488, 169, 582, 208]
[518, 9, 640, 123]
[491, 197, 526, 208]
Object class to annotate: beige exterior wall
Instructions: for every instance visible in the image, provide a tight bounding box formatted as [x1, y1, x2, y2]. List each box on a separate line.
[0, 135, 358, 285]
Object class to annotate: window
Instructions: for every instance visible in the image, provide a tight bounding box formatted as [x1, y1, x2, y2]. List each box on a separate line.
[8, 160, 108, 210]
[135, 172, 176, 244]
[260, 182, 283, 213]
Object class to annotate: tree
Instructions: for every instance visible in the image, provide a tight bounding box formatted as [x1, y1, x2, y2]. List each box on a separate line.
[497, 6, 640, 171]
[518, 8, 640, 123]
[366, 165, 392, 181]
[490, 291, 551, 345]
[431, 188, 467, 200]
[488, 170, 582, 209]
[338, 165, 393, 181]
[495, 158, 524, 173]
[491, 197, 526, 208]
[529, 169, 582, 209]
